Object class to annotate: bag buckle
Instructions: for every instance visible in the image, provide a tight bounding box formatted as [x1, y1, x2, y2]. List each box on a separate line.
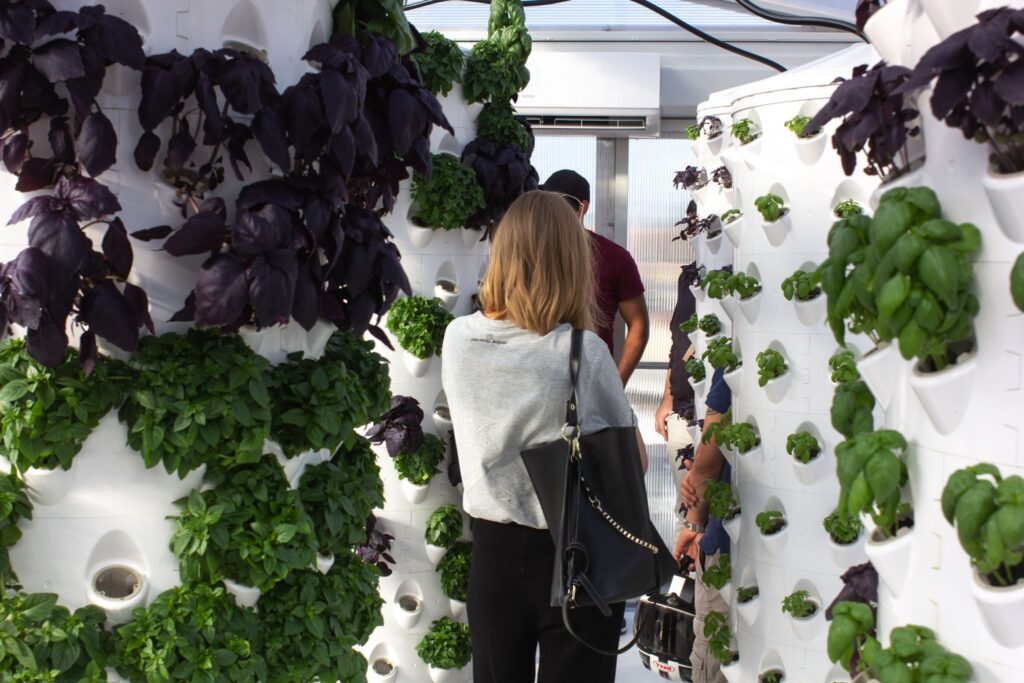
[561, 423, 579, 442]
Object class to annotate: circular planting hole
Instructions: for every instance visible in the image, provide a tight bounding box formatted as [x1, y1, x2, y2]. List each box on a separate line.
[398, 595, 421, 612]
[93, 566, 142, 600]
[372, 658, 394, 675]
[436, 279, 458, 294]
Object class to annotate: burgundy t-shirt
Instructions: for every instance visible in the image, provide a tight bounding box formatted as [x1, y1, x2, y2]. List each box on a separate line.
[589, 232, 645, 353]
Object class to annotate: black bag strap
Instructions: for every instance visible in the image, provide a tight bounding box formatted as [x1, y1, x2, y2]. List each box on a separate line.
[561, 599, 653, 656]
[565, 328, 583, 432]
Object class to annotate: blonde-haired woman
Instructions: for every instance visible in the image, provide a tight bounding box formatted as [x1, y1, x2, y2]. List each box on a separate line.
[442, 190, 647, 683]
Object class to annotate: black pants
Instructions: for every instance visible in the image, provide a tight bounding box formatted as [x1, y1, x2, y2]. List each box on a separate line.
[467, 517, 626, 683]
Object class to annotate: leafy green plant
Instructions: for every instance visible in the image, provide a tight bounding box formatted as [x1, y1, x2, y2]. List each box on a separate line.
[829, 350, 859, 384]
[411, 31, 464, 96]
[722, 209, 742, 225]
[756, 510, 786, 536]
[476, 101, 530, 151]
[703, 338, 741, 373]
[172, 456, 317, 591]
[786, 432, 820, 465]
[119, 330, 272, 477]
[701, 419, 727, 447]
[756, 349, 787, 387]
[270, 332, 390, 457]
[727, 272, 762, 300]
[831, 379, 875, 439]
[0, 471, 31, 586]
[821, 188, 981, 372]
[833, 199, 864, 218]
[703, 610, 738, 664]
[438, 541, 471, 601]
[680, 313, 699, 335]
[942, 463, 1024, 587]
[394, 433, 446, 486]
[685, 359, 707, 384]
[0, 339, 129, 472]
[426, 505, 463, 548]
[823, 509, 864, 545]
[731, 118, 759, 145]
[705, 481, 740, 521]
[386, 296, 454, 360]
[0, 592, 110, 681]
[699, 269, 732, 300]
[298, 438, 383, 556]
[411, 155, 486, 231]
[828, 602, 972, 683]
[782, 590, 817, 619]
[720, 423, 759, 454]
[417, 617, 472, 670]
[754, 194, 787, 222]
[760, 671, 784, 683]
[1012, 252, 1024, 312]
[835, 429, 910, 540]
[258, 555, 383, 683]
[701, 553, 731, 590]
[685, 124, 700, 140]
[784, 114, 813, 137]
[114, 582, 266, 682]
[333, 0, 416, 54]
[737, 586, 759, 603]
[781, 268, 822, 302]
[699, 314, 722, 336]
[462, 0, 531, 104]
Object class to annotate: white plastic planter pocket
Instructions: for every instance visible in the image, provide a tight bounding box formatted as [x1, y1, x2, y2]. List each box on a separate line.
[429, 665, 462, 683]
[920, 0, 981, 39]
[969, 568, 1024, 648]
[450, 598, 467, 620]
[735, 589, 759, 628]
[864, 524, 915, 597]
[789, 603, 824, 642]
[87, 564, 149, 625]
[403, 350, 432, 378]
[908, 349, 978, 435]
[760, 210, 791, 247]
[856, 342, 904, 410]
[688, 375, 706, 398]
[758, 522, 788, 559]
[737, 291, 762, 325]
[425, 542, 448, 565]
[863, 0, 913, 65]
[793, 291, 825, 327]
[722, 215, 744, 250]
[827, 530, 868, 569]
[720, 656, 741, 683]
[401, 479, 431, 505]
[869, 164, 927, 210]
[982, 165, 1024, 244]
[794, 129, 828, 165]
[722, 512, 741, 546]
[723, 365, 743, 396]
[315, 553, 334, 574]
[393, 594, 423, 630]
[222, 578, 260, 608]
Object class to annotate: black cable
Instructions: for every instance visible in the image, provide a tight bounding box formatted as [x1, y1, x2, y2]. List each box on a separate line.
[733, 0, 865, 40]
[404, 0, 786, 72]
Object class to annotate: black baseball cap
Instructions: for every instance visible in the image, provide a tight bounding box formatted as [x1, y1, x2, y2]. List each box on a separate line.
[540, 169, 590, 204]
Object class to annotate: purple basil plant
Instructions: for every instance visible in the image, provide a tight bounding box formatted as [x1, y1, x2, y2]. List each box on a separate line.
[903, 7, 1024, 174]
[711, 166, 732, 189]
[673, 201, 719, 242]
[366, 395, 425, 458]
[698, 115, 723, 139]
[356, 513, 396, 576]
[0, 2, 149, 368]
[807, 61, 921, 179]
[855, 0, 885, 32]
[461, 138, 539, 232]
[673, 165, 708, 191]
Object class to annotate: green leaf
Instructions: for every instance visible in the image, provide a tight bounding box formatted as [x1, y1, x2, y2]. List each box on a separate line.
[942, 470, 976, 523]
[918, 246, 960, 309]
[21, 592, 59, 621]
[954, 481, 998, 550]
[0, 379, 30, 403]
[1011, 252, 1024, 313]
[898, 321, 927, 360]
[865, 451, 902, 505]
[871, 201, 913, 252]
[877, 274, 911, 320]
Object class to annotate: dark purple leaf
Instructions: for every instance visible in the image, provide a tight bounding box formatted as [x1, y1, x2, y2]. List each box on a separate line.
[28, 211, 90, 273]
[139, 61, 183, 131]
[0, 4, 35, 45]
[366, 323, 394, 351]
[78, 6, 145, 70]
[122, 282, 153, 333]
[232, 205, 291, 255]
[218, 53, 276, 115]
[48, 116, 75, 165]
[995, 58, 1024, 106]
[10, 247, 50, 300]
[33, 39, 86, 82]
[15, 157, 57, 192]
[361, 34, 400, 78]
[102, 218, 132, 278]
[57, 176, 120, 219]
[2, 131, 29, 173]
[195, 253, 248, 327]
[75, 111, 117, 177]
[34, 11, 80, 39]
[291, 263, 319, 330]
[79, 330, 97, 375]
[194, 74, 223, 143]
[26, 315, 68, 367]
[247, 249, 297, 328]
[0, 54, 28, 110]
[79, 280, 139, 352]
[131, 225, 173, 241]
[330, 126, 356, 179]
[163, 211, 229, 256]
[170, 291, 196, 322]
[9, 195, 61, 225]
[4, 287, 43, 330]
[134, 130, 160, 171]
[252, 107, 291, 173]
[165, 126, 196, 170]
[65, 45, 106, 118]
[321, 69, 358, 133]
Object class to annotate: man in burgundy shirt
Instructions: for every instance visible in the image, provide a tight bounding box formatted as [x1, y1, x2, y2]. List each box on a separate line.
[541, 170, 649, 384]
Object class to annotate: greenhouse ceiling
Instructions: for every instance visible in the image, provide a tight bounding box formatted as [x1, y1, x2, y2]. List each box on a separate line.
[406, 0, 858, 39]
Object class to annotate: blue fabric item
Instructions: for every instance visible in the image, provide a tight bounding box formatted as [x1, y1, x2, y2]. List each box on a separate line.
[699, 368, 732, 556]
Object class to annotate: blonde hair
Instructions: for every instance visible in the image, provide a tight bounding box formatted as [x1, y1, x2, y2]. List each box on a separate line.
[479, 190, 596, 334]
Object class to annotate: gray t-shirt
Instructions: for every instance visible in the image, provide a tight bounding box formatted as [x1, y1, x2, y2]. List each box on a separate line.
[441, 312, 636, 529]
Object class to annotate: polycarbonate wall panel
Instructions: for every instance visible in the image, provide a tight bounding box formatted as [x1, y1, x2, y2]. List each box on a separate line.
[626, 137, 697, 366]
[531, 135, 597, 230]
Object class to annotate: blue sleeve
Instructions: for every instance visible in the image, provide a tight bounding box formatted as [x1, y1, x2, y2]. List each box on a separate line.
[705, 367, 732, 414]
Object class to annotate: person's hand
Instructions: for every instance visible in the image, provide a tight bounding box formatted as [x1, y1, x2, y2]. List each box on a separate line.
[681, 475, 700, 508]
[673, 528, 703, 566]
[655, 401, 672, 440]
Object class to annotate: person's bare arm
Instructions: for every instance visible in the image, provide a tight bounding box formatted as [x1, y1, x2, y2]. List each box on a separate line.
[655, 369, 673, 440]
[680, 408, 727, 511]
[616, 295, 649, 385]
